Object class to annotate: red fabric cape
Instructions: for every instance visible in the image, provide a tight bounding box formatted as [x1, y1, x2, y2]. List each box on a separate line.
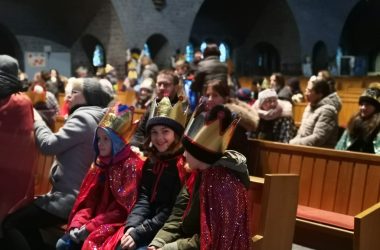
[0, 94, 36, 221]
[200, 167, 251, 250]
[103, 154, 187, 250]
[67, 146, 144, 250]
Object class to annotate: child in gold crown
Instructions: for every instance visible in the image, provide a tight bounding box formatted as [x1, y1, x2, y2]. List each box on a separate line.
[108, 96, 188, 250]
[56, 104, 144, 250]
[148, 104, 251, 250]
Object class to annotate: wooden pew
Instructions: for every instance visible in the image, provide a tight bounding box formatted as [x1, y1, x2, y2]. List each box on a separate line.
[248, 139, 380, 250]
[249, 174, 299, 250]
[34, 151, 54, 196]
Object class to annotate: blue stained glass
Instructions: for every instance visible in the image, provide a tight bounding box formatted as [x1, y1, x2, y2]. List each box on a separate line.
[186, 44, 194, 62]
[93, 44, 104, 67]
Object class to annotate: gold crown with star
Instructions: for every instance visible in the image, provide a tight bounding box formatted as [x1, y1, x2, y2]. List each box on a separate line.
[182, 104, 240, 163]
[99, 103, 139, 142]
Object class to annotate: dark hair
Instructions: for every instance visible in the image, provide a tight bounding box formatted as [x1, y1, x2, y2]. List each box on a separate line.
[318, 70, 336, 92]
[312, 78, 331, 98]
[287, 77, 301, 94]
[271, 73, 285, 88]
[203, 44, 221, 58]
[143, 127, 182, 160]
[158, 69, 179, 86]
[204, 79, 230, 98]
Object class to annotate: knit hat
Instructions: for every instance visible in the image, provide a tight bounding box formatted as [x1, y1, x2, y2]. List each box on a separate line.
[236, 88, 253, 102]
[146, 96, 188, 136]
[140, 78, 155, 92]
[182, 104, 239, 164]
[82, 78, 114, 108]
[258, 88, 277, 107]
[0, 55, 22, 98]
[359, 83, 380, 111]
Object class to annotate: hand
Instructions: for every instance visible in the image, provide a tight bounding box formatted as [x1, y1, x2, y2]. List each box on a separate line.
[147, 247, 161, 250]
[33, 108, 43, 122]
[77, 225, 90, 241]
[69, 226, 89, 243]
[120, 235, 136, 250]
[69, 228, 81, 244]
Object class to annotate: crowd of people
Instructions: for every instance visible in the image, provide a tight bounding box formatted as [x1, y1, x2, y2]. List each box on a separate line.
[1, 41, 380, 249]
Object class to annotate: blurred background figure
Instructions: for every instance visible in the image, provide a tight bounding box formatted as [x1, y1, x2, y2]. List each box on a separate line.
[135, 77, 155, 109]
[286, 77, 304, 103]
[251, 88, 297, 143]
[269, 72, 292, 102]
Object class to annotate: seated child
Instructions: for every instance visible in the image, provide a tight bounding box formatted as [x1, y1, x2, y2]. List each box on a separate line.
[56, 104, 144, 250]
[108, 96, 189, 249]
[148, 104, 251, 250]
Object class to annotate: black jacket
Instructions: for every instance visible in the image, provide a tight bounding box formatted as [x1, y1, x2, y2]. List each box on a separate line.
[125, 152, 185, 245]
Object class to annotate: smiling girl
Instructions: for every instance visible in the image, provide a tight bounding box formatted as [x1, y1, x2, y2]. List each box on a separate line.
[110, 96, 188, 250]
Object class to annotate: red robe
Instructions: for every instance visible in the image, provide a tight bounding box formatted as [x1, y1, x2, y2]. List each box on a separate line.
[200, 167, 251, 250]
[104, 154, 188, 249]
[67, 146, 143, 250]
[0, 93, 37, 221]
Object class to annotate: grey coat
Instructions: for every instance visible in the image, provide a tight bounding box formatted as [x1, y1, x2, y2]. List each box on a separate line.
[289, 95, 339, 148]
[33, 106, 105, 219]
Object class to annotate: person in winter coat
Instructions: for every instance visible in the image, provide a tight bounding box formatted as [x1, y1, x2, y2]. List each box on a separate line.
[289, 77, 339, 147]
[251, 88, 297, 143]
[0, 55, 37, 225]
[204, 79, 259, 161]
[336, 83, 380, 154]
[2, 77, 113, 250]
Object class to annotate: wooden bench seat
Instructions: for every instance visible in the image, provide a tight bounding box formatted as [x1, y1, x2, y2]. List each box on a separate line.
[248, 139, 380, 250]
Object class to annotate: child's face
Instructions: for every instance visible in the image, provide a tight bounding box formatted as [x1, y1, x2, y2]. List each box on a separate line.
[183, 150, 209, 170]
[96, 128, 112, 157]
[150, 125, 175, 152]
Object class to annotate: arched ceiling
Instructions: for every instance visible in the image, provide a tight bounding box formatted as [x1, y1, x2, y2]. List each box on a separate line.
[0, 0, 103, 46]
[190, 0, 268, 47]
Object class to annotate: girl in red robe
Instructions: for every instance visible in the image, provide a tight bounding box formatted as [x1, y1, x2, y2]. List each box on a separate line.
[56, 104, 144, 250]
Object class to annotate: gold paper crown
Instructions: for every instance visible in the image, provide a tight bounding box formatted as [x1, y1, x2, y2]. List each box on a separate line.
[184, 106, 240, 154]
[99, 103, 139, 142]
[148, 96, 188, 128]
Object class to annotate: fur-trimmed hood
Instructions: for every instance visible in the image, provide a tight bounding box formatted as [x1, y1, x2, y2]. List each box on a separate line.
[225, 98, 259, 132]
[347, 112, 380, 140]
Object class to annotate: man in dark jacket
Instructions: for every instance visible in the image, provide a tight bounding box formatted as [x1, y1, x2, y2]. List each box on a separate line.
[130, 69, 180, 151]
[191, 44, 228, 96]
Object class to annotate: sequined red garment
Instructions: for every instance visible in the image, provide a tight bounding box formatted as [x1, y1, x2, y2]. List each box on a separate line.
[200, 167, 251, 250]
[67, 146, 144, 250]
[97, 154, 188, 250]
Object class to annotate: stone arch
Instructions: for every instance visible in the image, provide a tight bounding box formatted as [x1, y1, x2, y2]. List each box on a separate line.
[80, 34, 106, 74]
[0, 24, 23, 69]
[312, 41, 328, 74]
[146, 33, 170, 69]
[251, 42, 280, 76]
[340, 0, 380, 72]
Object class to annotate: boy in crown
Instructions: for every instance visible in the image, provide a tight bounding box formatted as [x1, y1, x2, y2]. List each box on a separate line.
[148, 104, 251, 250]
[56, 104, 144, 250]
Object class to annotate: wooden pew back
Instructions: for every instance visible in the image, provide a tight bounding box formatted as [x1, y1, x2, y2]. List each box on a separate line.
[34, 151, 54, 195]
[248, 139, 380, 216]
[249, 174, 299, 250]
